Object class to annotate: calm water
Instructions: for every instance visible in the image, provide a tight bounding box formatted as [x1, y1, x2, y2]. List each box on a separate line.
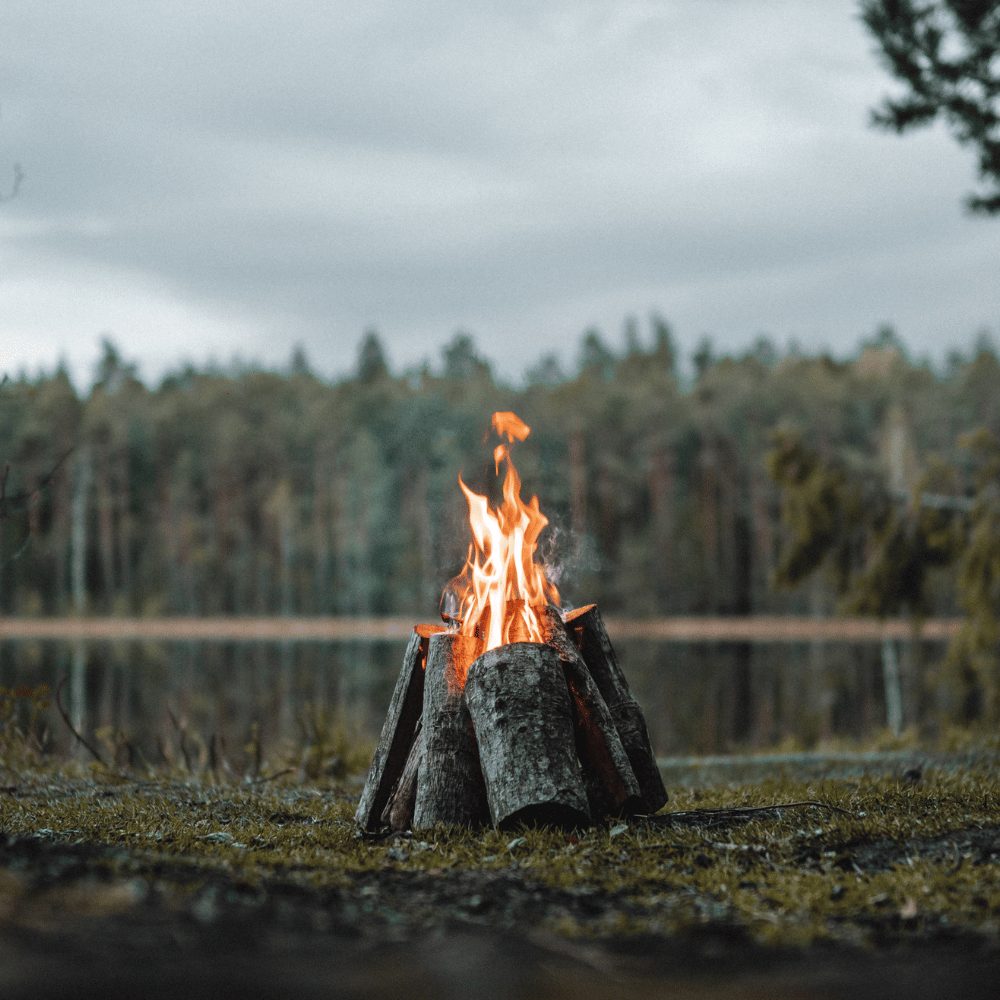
[0, 636, 946, 766]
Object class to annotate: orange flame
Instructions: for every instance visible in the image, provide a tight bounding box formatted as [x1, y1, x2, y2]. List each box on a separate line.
[445, 411, 560, 653]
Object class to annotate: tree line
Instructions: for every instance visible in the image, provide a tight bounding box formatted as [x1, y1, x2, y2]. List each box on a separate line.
[0, 320, 994, 627]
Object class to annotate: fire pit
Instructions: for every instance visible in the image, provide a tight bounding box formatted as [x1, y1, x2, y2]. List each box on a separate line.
[356, 412, 666, 831]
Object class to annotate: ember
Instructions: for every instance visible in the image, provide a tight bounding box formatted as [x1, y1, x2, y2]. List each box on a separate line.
[356, 412, 666, 831]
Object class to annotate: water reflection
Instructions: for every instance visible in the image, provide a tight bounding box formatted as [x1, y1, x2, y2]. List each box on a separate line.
[0, 637, 945, 765]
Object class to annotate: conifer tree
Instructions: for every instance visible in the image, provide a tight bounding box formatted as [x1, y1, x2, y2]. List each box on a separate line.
[861, 0, 1000, 213]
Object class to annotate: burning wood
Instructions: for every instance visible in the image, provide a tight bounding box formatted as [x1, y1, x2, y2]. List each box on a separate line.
[356, 412, 667, 832]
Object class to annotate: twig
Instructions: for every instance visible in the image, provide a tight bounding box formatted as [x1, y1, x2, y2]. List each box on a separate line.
[0, 446, 75, 518]
[0, 447, 76, 569]
[54, 676, 109, 768]
[167, 706, 193, 773]
[642, 800, 853, 828]
[208, 732, 219, 779]
[246, 767, 294, 786]
[249, 720, 262, 779]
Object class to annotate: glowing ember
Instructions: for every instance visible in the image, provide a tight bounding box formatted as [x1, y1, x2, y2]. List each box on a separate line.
[444, 410, 560, 657]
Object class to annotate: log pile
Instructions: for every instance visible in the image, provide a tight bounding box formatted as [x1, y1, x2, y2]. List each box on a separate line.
[356, 604, 666, 832]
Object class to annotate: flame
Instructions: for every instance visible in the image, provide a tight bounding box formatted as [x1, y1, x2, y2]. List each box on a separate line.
[445, 410, 560, 653]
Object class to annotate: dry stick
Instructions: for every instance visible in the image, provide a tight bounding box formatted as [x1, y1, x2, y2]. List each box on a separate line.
[249, 721, 262, 779]
[54, 676, 109, 769]
[156, 735, 173, 767]
[247, 767, 295, 785]
[216, 733, 236, 779]
[167, 706, 193, 773]
[643, 800, 853, 828]
[208, 732, 220, 779]
[0, 447, 75, 522]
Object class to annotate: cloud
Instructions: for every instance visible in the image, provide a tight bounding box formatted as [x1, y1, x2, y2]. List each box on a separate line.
[1, 1, 997, 383]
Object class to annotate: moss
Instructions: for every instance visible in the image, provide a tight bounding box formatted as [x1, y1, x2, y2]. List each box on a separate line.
[2, 760, 997, 951]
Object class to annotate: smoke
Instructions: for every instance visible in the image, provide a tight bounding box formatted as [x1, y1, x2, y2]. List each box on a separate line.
[539, 521, 600, 611]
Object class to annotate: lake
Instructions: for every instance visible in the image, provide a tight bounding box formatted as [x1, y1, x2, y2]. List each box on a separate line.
[0, 632, 947, 769]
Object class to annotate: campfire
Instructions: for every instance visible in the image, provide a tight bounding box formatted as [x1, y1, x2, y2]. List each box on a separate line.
[356, 412, 667, 831]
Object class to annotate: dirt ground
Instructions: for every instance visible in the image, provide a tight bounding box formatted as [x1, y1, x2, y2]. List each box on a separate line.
[1, 754, 997, 999]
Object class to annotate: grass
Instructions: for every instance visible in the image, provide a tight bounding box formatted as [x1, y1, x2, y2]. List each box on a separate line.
[1, 761, 997, 951]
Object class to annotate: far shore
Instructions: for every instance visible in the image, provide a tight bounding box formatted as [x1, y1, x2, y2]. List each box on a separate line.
[0, 615, 963, 643]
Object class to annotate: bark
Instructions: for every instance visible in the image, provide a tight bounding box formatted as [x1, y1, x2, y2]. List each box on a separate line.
[465, 643, 590, 830]
[413, 633, 489, 829]
[354, 625, 443, 830]
[539, 606, 641, 819]
[381, 721, 423, 831]
[564, 604, 668, 813]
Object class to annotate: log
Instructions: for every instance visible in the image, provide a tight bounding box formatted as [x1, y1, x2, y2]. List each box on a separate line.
[380, 721, 422, 831]
[413, 633, 489, 829]
[354, 624, 443, 830]
[564, 604, 668, 813]
[539, 605, 641, 819]
[465, 643, 590, 830]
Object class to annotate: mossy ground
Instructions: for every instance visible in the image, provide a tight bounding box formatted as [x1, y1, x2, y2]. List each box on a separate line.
[1, 754, 998, 998]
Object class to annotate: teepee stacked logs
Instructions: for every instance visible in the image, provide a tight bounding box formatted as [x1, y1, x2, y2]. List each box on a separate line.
[355, 606, 666, 832]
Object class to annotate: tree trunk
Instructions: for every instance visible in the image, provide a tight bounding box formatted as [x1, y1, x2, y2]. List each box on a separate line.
[465, 643, 590, 830]
[413, 633, 489, 829]
[539, 606, 641, 819]
[564, 604, 668, 813]
[71, 448, 92, 615]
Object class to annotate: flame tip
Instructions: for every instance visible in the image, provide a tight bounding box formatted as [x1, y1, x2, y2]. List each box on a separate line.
[446, 411, 559, 654]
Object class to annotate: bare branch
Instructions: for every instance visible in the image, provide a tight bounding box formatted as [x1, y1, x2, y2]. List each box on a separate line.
[54, 676, 110, 769]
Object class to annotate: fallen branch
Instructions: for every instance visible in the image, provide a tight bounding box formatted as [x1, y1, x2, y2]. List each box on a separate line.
[641, 800, 853, 828]
[246, 767, 295, 786]
[54, 676, 109, 769]
[167, 706, 193, 773]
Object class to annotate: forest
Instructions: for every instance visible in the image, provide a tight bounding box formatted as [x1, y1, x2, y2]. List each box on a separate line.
[1, 317, 996, 628]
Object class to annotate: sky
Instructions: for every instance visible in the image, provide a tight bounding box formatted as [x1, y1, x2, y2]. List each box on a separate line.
[1, 1, 998, 387]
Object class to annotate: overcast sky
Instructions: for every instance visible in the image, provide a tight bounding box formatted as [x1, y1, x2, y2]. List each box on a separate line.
[1, 1, 997, 386]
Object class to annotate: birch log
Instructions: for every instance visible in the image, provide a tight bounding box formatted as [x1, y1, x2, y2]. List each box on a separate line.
[466, 643, 590, 830]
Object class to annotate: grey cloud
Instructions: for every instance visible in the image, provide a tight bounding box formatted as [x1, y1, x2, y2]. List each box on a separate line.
[1, 1, 997, 383]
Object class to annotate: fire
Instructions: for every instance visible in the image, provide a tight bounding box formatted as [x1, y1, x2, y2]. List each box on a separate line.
[445, 410, 560, 655]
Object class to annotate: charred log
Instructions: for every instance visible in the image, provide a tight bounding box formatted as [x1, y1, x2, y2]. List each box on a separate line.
[354, 624, 443, 831]
[539, 605, 641, 819]
[465, 643, 590, 830]
[380, 720, 422, 831]
[413, 633, 489, 829]
[564, 604, 668, 814]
